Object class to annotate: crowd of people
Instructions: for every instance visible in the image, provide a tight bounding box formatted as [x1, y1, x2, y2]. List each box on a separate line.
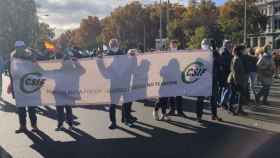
[0, 37, 277, 133]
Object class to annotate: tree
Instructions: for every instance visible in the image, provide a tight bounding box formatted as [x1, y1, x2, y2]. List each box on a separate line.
[218, 0, 268, 43]
[167, 4, 187, 48]
[33, 22, 55, 51]
[182, 0, 222, 47]
[0, 0, 39, 55]
[77, 16, 102, 50]
[101, 1, 148, 49]
[188, 26, 207, 48]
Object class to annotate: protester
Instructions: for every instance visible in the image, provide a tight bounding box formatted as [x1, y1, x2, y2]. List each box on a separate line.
[227, 45, 247, 115]
[196, 39, 223, 122]
[219, 40, 233, 109]
[98, 38, 136, 129]
[246, 48, 258, 102]
[154, 97, 169, 121]
[255, 45, 275, 105]
[240, 46, 252, 104]
[167, 40, 187, 118]
[121, 49, 138, 124]
[10, 41, 38, 133]
[55, 48, 76, 131]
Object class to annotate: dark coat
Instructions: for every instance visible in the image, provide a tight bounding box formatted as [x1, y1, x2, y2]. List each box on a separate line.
[220, 48, 233, 86]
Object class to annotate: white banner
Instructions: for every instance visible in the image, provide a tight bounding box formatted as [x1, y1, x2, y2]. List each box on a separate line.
[11, 51, 213, 107]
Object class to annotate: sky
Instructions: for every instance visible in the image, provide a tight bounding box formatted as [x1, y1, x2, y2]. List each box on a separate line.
[35, 0, 226, 36]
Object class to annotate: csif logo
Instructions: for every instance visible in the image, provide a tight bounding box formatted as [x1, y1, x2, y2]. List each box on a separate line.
[20, 72, 46, 94]
[182, 61, 207, 84]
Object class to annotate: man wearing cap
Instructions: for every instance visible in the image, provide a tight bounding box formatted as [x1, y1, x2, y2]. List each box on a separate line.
[10, 41, 38, 133]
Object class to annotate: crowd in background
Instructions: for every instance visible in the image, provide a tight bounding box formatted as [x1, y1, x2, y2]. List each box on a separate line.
[0, 37, 278, 133]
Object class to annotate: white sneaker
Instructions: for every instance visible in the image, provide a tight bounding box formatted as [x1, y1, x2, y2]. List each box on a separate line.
[153, 110, 160, 121]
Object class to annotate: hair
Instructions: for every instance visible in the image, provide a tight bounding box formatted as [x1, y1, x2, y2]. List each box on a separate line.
[255, 47, 264, 56]
[263, 44, 272, 53]
[249, 48, 255, 55]
[232, 45, 244, 56]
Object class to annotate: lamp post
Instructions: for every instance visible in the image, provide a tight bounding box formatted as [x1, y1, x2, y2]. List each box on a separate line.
[244, 0, 247, 45]
[160, 0, 163, 50]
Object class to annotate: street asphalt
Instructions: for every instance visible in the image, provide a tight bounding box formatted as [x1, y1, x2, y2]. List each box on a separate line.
[1, 77, 280, 158]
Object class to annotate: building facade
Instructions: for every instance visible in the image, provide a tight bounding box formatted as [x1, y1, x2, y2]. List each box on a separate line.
[249, 0, 280, 49]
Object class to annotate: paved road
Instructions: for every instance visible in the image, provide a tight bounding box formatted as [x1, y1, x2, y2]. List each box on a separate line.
[1, 78, 280, 158]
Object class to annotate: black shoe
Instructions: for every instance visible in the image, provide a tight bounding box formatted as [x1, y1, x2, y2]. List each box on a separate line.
[238, 110, 248, 116]
[229, 106, 238, 115]
[221, 104, 228, 110]
[55, 124, 64, 131]
[177, 112, 187, 118]
[55, 126, 64, 131]
[128, 115, 138, 121]
[31, 125, 39, 132]
[212, 116, 223, 122]
[262, 101, 270, 105]
[109, 123, 117, 130]
[15, 126, 27, 134]
[167, 110, 176, 116]
[125, 118, 136, 124]
[124, 121, 134, 128]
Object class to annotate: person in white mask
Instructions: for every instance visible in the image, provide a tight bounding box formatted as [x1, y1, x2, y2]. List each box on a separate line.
[201, 38, 211, 51]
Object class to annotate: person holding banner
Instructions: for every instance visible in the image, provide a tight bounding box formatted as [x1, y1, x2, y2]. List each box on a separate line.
[196, 39, 222, 122]
[98, 39, 137, 129]
[48, 46, 76, 131]
[167, 40, 187, 118]
[9, 41, 38, 133]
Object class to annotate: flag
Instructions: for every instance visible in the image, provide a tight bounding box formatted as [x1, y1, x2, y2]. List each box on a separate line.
[44, 41, 55, 53]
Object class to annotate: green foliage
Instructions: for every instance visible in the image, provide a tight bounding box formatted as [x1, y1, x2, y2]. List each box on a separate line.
[33, 22, 55, 51]
[57, 0, 267, 50]
[188, 26, 207, 49]
[0, 0, 38, 55]
[218, 0, 268, 43]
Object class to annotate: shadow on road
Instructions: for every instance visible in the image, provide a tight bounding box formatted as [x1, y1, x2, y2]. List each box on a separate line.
[245, 80, 280, 124]
[0, 98, 16, 113]
[0, 146, 12, 158]
[21, 119, 280, 158]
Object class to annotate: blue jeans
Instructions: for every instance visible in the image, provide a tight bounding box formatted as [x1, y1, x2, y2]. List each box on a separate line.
[220, 86, 232, 106]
